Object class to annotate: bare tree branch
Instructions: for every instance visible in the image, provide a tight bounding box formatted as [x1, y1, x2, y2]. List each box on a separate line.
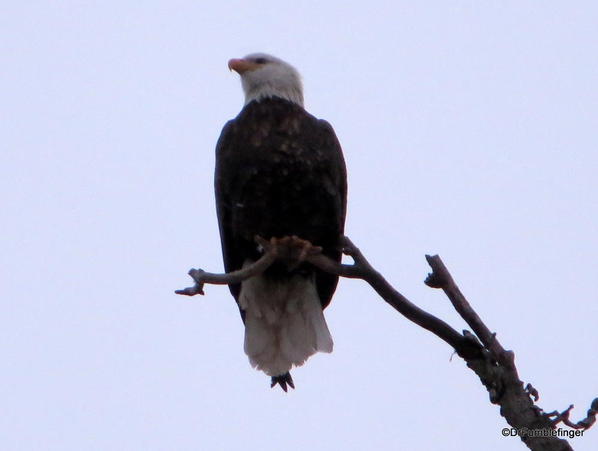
[175, 245, 277, 296]
[546, 398, 598, 430]
[425, 254, 515, 368]
[422, 254, 594, 451]
[309, 237, 484, 359]
[175, 235, 595, 450]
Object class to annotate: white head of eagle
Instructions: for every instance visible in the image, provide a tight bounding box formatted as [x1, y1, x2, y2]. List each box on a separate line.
[216, 53, 347, 392]
[228, 53, 304, 107]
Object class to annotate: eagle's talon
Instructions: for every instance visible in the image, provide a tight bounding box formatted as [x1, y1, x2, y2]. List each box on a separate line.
[256, 235, 322, 264]
[271, 372, 295, 392]
[281, 236, 321, 269]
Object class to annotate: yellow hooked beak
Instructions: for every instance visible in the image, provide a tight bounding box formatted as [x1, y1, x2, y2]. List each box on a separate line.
[228, 58, 260, 74]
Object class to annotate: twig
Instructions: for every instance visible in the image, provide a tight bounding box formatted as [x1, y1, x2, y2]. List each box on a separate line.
[546, 398, 598, 430]
[308, 237, 483, 359]
[424, 255, 515, 368]
[526, 383, 540, 402]
[175, 245, 277, 296]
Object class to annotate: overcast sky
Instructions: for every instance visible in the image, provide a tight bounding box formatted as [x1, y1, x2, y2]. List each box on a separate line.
[2, 2, 597, 450]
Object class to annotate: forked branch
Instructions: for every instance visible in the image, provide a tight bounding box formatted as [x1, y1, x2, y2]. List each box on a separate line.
[176, 235, 595, 451]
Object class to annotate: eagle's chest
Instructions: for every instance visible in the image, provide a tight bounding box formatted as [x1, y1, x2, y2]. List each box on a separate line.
[230, 149, 332, 242]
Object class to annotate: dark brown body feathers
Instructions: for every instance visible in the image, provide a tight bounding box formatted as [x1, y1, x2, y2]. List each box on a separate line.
[215, 97, 347, 316]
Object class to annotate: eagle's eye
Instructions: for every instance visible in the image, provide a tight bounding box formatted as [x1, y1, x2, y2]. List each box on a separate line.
[254, 58, 268, 64]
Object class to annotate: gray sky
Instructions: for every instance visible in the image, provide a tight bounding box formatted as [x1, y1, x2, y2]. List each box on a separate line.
[2, 2, 597, 450]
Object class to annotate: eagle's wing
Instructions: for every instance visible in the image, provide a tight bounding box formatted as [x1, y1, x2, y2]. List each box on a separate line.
[214, 120, 245, 303]
[309, 118, 347, 309]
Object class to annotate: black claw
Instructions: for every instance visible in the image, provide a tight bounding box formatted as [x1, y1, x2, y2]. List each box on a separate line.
[270, 372, 295, 392]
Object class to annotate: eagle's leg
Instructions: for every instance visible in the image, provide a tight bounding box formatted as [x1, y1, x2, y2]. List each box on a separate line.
[271, 372, 295, 392]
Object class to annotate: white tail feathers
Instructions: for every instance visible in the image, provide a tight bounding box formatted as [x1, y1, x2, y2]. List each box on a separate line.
[239, 263, 333, 377]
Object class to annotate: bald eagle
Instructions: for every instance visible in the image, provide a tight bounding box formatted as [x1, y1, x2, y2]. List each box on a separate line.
[215, 53, 347, 391]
